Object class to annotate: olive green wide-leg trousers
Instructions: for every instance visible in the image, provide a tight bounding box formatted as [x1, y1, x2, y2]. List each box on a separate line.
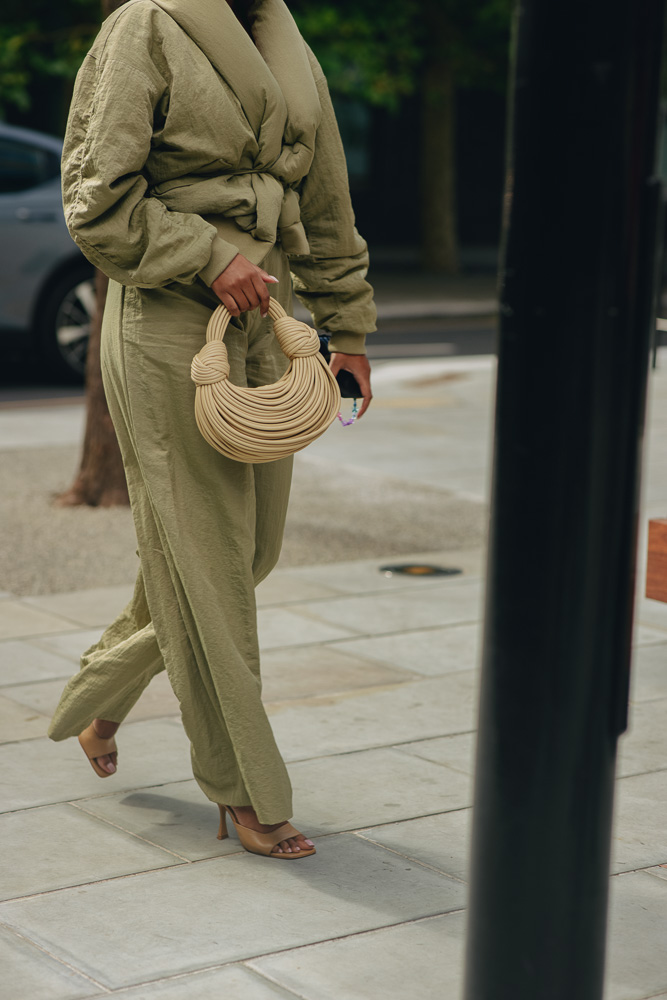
[48, 246, 295, 824]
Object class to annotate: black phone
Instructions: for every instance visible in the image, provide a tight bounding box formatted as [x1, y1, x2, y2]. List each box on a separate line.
[317, 334, 363, 398]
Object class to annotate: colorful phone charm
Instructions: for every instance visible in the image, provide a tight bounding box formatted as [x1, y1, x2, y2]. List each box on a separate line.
[337, 398, 359, 427]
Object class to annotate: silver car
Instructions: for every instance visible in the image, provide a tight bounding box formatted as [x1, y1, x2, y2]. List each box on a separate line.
[0, 122, 94, 380]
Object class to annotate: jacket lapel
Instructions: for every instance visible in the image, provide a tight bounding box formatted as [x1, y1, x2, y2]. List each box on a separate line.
[151, 0, 283, 142]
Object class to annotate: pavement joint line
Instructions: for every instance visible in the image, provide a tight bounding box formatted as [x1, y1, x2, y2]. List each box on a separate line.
[0, 829, 415, 907]
[613, 865, 667, 878]
[1, 614, 484, 657]
[259, 618, 483, 653]
[0, 777, 197, 816]
[282, 729, 478, 765]
[350, 830, 469, 883]
[0, 919, 111, 992]
[0, 712, 473, 754]
[0, 858, 193, 905]
[67, 800, 196, 864]
[616, 764, 667, 781]
[79, 962, 309, 1000]
[242, 911, 466, 970]
[255, 576, 483, 610]
[2, 567, 483, 617]
[241, 963, 315, 1000]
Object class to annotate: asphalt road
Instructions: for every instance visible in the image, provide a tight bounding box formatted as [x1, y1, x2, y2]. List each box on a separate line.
[0, 315, 498, 405]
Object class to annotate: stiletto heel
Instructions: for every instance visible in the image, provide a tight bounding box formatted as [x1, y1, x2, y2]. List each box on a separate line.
[78, 722, 118, 778]
[217, 804, 228, 840]
[216, 804, 316, 859]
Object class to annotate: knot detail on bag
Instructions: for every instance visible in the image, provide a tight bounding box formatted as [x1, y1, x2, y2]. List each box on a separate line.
[191, 340, 230, 385]
[272, 315, 319, 358]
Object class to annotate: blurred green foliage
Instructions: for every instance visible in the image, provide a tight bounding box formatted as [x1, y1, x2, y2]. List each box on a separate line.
[291, 0, 512, 109]
[0, 0, 99, 123]
[1, 0, 512, 129]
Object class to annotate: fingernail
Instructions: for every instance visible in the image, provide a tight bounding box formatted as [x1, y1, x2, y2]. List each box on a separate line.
[305, 839, 314, 847]
[267, 275, 279, 282]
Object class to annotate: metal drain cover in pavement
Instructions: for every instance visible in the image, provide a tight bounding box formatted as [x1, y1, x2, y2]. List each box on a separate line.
[379, 564, 463, 578]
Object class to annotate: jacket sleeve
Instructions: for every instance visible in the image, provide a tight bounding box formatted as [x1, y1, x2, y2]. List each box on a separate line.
[62, 17, 238, 289]
[289, 45, 377, 355]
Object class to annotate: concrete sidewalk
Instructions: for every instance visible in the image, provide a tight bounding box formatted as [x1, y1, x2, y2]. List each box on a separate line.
[1, 351, 667, 999]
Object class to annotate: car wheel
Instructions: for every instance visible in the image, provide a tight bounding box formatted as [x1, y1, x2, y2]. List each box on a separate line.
[37, 262, 96, 382]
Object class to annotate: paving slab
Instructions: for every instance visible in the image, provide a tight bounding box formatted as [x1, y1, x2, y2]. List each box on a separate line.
[0, 923, 99, 1000]
[632, 624, 667, 647]
[0, 719, 192, 812]
[0, 835, 463, 990]
[258, 607, 354, 649]
[357, 810, 470, 879]
[286, 747, 464, 833]
[395, 732, 476, 773]
[643, 864, 667, 882]
[611, 771, 667, 874]
[22, 586, 134, 628]
[0, 640, 76, 686]
[0, 404, 84, 449]
[276, 548, 483, 596]
[289, 580, 483, 637]
[255, 572, 343, 607]
[0, 803, 183, 901]
[628, 642, 667, 703]
[0, 694, 51, 742]
[249, 912, 465, 1000]
[32, 629, 104, 664]
[635, 596, 667, 631]
[79, 747, 460, 854]
[0, 602, 78, 641]
[605, 871, 667, 1000]
[98, 965, 301, 1000]
[617, 698, 667, 778]
[5, 671, 181, 725]
[260, 644, 414, 703]
[75, 780, 243, 863]
[269, 674, 477, 761]
[336, 622, 480, 676]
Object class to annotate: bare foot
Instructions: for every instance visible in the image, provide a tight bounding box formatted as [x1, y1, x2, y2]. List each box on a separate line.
[230, 805, 314, 855]
[92, 718, 119, 774]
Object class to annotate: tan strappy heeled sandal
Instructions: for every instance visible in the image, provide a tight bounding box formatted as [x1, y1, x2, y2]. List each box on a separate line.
[217, 804, 316, 859]
[78, 722, 118, 778]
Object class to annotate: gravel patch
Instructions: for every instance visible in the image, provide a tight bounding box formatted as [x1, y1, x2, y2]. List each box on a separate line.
[1, 446, 487, 596]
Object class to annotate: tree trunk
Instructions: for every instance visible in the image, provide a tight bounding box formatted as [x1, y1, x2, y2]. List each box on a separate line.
[56, 269, 129, 507]
[56, 0, 130, 509]
[420, 10, 459, 274]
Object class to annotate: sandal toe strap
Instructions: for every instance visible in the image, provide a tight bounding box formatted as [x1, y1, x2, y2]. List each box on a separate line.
[246, 822, 302, 852]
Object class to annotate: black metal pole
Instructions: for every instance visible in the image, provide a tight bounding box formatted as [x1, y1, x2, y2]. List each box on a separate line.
[464, 2, 666, 998]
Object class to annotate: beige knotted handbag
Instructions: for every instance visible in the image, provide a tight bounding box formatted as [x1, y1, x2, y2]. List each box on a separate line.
[190, 298, 341, 463]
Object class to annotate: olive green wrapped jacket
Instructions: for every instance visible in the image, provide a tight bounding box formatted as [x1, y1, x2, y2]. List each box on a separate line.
[61, 0, 376, 353]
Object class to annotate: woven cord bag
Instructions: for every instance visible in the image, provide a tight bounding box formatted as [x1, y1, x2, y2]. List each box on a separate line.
[190, 297, 341, 463]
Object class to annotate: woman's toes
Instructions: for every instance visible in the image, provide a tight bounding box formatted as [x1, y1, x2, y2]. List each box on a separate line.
[97, 754, 116, 774]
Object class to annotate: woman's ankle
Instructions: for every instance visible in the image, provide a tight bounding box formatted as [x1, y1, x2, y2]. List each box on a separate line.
[93, 718, 119, 739]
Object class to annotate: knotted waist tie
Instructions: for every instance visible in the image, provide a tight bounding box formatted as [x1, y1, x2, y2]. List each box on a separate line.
[234, 175, 310, 255]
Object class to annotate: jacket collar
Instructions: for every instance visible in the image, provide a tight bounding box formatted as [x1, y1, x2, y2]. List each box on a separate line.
[149, 0, 320, 156]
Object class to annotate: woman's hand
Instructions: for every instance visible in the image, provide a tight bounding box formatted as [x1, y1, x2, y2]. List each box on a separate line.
[329, 353, 373, 418]
[211, 254, 278, 317]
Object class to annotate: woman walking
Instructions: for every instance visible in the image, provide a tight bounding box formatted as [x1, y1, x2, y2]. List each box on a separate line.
[48, 0, 375, 859]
